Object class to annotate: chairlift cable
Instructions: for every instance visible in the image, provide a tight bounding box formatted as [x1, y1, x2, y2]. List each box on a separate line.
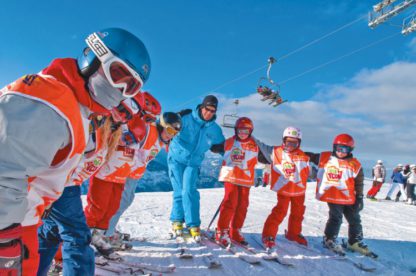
[279, 32, 400, 85]
[279, 15, 366, 61]
[175, 15, 367, 109]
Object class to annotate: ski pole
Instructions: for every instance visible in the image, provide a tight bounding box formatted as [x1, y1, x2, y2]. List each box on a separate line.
[207, 199, 223, 231]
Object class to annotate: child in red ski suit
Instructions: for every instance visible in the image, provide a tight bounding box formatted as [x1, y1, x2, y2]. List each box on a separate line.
[215, 117, 261, 246]
[255, 126, 310, 249]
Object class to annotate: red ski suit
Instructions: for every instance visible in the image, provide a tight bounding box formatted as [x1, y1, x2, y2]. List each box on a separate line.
[262, 146, 309, 240]
[216, 136, 259, 240]
[85, 123, 163, 230]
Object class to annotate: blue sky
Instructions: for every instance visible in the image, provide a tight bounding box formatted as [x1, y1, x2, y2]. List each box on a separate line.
[1, 1, 415, 166]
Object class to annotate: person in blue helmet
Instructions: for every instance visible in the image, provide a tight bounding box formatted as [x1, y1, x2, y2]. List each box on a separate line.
[0, 27, 151, 276]
[168, 95, 225, 241]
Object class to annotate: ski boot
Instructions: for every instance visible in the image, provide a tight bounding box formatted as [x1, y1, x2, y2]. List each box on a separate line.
[189, 226, 201, 243]
[323, 237, 345, 256]
[48, 260, 63, 276]
[108, 234, 133, 251]
[385, 196, 391, 200]
[114, 230, 131, 241]
[285, 231, 308, 246]
[262, 236, 276, 251]
[91, 229, 122, 260]
[346, 240, 378, 258]
[215, 228, 231, 247]
[230, 228, 248, 246]
[171, 221, 184, 238]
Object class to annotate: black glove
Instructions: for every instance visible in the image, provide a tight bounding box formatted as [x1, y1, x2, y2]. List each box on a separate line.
[355, 195, 364, 211]
[0, 224, 24, 275]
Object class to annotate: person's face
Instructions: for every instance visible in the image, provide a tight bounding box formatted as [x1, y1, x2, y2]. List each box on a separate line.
[237, 128, 250, 140]
[283, 137, 299, 152]
[201, 106, 216, 121]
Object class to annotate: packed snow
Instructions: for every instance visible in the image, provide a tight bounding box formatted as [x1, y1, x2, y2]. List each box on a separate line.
[89, 180, 416, 276]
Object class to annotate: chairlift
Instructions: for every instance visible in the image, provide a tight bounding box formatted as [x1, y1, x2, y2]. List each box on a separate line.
[221, 99, 239, 128]
[256, 57, 287, 107]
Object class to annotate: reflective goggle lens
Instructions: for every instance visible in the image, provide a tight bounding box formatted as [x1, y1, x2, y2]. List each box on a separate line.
[165, 126, 179, 136]
[284, 140, 299, 148]
[237, 129, 250, 135]
[109, 61, 143, 96]
[334, 144, 353, 154]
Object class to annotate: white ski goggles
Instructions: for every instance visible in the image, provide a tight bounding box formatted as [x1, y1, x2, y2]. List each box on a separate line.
[86, 32, 143, 98]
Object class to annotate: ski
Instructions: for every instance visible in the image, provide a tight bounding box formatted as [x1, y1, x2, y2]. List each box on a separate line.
[197, 237, 222, 269]
[107, 259, 176, 274]
[181, 229, 222, 268]
[175, 235, 193, 259]
[250, 236, 295, 267]
[282, 238, 376, 272]
[341, 239, 379, 259]
[96, 262, 150, 275]
[201, 230, 261, 265]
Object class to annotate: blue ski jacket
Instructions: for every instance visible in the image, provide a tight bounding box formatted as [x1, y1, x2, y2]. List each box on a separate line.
[391, 171, 406, 183]
[168, 105, 224, 167]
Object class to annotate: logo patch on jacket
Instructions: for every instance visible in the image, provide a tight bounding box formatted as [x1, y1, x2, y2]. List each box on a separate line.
[326, 166, 343, 182]
[282, 162, 296, 178]
[230, 147, 245, 164]
[84, 157, 104, 174]
[146, 148, 159, 163]
[123, 148, 135, 159]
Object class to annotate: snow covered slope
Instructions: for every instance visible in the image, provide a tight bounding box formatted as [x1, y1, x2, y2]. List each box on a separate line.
[91, 180, 416, 275]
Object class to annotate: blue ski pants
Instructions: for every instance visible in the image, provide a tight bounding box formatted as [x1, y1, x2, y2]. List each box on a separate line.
[168, 157, 201, 227]
[105, 178, 139, 237]
[37, 186, 94, 276]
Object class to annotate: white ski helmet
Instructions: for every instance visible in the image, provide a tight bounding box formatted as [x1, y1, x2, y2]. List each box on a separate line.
[377, 160, 383, 164]
[282, 126, 302, 140]
[397, 164, 403, 168]
[410, 164, 416, 169]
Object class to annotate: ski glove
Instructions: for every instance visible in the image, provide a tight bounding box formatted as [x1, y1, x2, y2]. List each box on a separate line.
[0, 224, 25, 275]
[354, 195, 364, 211]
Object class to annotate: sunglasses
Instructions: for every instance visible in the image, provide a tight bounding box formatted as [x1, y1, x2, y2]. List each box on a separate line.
[204, 106, 216, 113]
[86, 33, 143, 98]
[334, 144, 353, 154]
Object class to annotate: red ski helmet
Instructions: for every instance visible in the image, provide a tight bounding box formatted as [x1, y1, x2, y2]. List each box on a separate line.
[234, 117, 254, 136]
[333, 133, 355, 148]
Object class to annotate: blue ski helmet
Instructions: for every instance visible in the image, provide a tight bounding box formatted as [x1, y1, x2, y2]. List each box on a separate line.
[78, 28, 151, 84]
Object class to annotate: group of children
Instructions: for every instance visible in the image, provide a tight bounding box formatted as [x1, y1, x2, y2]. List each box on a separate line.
[214, 118, 372, 256]
[34, 91, 182, 275]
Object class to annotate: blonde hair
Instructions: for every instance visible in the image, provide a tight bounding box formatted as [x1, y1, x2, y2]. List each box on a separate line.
[93, 116, 122, 162]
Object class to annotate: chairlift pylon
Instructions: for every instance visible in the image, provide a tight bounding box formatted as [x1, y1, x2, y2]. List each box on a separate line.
[256, 57, 287, 107]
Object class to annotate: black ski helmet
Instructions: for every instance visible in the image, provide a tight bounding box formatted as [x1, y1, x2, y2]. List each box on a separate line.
[159, 112, 182, 133]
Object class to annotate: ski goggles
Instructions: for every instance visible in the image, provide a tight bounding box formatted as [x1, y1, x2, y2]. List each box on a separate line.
[334, 144, 353, 154]
[160, 117, 181, 136]
[122, 130, 138, 146]
[164, 125, 179, 136]
[237, 128, 251, 135]
[283, 140, 299, 148]
[86, 33, 143, 98]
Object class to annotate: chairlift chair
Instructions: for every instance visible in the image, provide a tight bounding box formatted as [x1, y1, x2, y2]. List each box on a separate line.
[221, 99, 239, 128]
[256, 57, 287, 107]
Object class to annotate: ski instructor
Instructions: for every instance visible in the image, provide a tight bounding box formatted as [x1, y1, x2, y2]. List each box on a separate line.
[168, 95, 225, 241]
[0, 28, 151, 276]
